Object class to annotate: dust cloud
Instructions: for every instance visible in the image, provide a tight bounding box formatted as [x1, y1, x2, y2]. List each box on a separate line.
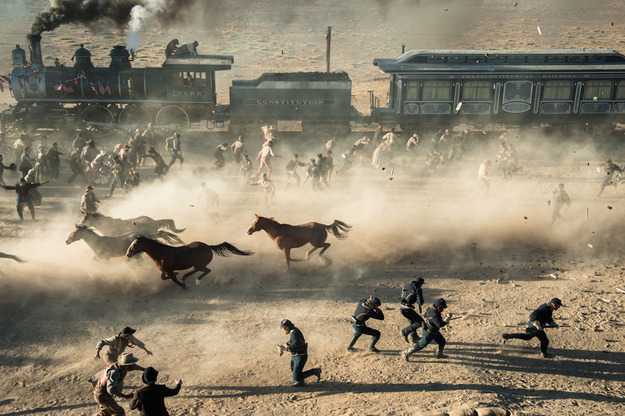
[1, 127, 621, 306]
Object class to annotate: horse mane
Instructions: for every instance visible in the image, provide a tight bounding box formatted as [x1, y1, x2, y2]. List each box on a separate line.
[136, 235, 169, 248]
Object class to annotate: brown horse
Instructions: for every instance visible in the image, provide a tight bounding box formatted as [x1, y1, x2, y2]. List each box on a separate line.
[66, 224, 183, 259]
[246, 215, 351, 268]
[80, 212, 186, 241]
[126, 236, 253, 289]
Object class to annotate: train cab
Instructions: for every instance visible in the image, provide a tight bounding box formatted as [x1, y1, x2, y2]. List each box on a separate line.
[163, 55, 233, 105]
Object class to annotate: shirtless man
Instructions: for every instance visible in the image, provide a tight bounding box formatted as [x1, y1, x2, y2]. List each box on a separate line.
[256, 140, 280, 179]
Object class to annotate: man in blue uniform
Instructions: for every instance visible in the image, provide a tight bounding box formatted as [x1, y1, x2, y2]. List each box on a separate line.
[347, 296, 384, 353]
[502, 298, 563, 358]
[277, 319, 321, 387]
[400, 277, 425, 344]
[401, 298, 451, 361]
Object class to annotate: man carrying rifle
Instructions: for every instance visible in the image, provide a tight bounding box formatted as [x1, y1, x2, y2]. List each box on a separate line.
[401, 298, 451, 361]
[502, 298, 563, 358]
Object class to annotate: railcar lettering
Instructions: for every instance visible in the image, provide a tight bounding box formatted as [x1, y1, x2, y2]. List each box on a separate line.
[243, 99, 335, 106]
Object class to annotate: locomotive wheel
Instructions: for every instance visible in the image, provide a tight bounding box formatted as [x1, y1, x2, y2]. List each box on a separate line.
[155, 105, 189, 134]
[118, 105, 152, 132]
[81, 104, 115, 137]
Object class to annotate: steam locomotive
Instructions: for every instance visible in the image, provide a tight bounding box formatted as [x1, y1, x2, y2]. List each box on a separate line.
[4, 34, 625, 136]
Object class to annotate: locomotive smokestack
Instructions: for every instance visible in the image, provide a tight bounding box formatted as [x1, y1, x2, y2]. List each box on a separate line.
[27, 34, 43, 69]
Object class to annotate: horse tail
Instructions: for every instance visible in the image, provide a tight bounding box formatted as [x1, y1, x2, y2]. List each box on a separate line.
[156, 230, 185, 245]
[157, 219, 186, 233]
[325, 220, 352, 240]
[209, 242, 253, 257]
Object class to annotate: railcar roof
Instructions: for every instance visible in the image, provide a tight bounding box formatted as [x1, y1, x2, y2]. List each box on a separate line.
[374, 49, 625, 73]
[165, 54, 234, 70]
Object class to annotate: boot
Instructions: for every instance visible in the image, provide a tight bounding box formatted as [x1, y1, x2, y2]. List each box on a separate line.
[436, 350, 448, 359]
[542, 351, 554, 359]
[401, 349, 410, 362]
[314, 368, 322, 382]
[400, 328, 410, 344]
[368, 338, 380, 353]
[291, 380, 305, 387]
[347, 334, 360, 351]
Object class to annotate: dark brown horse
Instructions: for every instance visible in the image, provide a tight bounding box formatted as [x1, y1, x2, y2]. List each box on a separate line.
[246, 215, 351, 268]
[80, 212, 185, 241]
[65, 224, 183, 259]
[126, 236, 253, 289]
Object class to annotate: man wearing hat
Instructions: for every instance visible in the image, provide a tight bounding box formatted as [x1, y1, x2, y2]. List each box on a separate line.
[277, 319, 321, 387]
[94, 352, 144, 416]
[401, 298, 452, 361]
[81, 185, 100, 214]
[94, 326, 153, 365]
[347, 296, 385, 353]
[400, 277, 425, 344]
[1, 177, 48, 221]
[130, 367, 182, 415]
[502, 298, 563, 358]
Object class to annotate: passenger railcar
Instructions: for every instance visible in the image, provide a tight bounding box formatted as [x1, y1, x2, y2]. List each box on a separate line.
[370, 49, 625, 133]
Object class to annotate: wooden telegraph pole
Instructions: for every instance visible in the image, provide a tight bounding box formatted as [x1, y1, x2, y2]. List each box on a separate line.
[326, 26, 331, 72]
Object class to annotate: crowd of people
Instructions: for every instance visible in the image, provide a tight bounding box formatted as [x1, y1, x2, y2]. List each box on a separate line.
[0, 122, 619, 227]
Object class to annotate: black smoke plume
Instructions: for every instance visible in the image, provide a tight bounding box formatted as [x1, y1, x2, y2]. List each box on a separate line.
[30, 0, 196, 35]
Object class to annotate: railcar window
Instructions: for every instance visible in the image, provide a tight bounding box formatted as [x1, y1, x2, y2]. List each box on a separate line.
[506, 56, 525, 63]
[171, 72, 207, 88]
[486, 55, 505, 63]
[547, 56, 566, 63]
[503, 81, 533, 103]
[422, 81, 452, 101]
[616, 81, 625, 99]
[447, 56, 465, 63]
[462, 81, 491, 100]
[588, 55, 606, 62]
[543, 81, 573, 100]
[583, 81, 613, 100]
[427, 56, 446, 63]
[567, 56, 586, 63]
[467, 55, 486, 63]
[405, 81, 419, 101]
[527, 56, 545, 63]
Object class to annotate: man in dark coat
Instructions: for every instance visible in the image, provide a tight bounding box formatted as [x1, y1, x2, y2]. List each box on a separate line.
[277, 319, 321, 387]
[401, 298, 451, 361]
[45, 142, 63, 180]
[502, 298, 563, 358]
[130, 367, 182, 416]
[347, 296, 384, 352]
[399, 276, 425, 344]
[2, 177, 47, 220]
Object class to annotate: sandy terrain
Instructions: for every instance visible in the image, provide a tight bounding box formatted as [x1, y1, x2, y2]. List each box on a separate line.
[1, 1, 625, 416]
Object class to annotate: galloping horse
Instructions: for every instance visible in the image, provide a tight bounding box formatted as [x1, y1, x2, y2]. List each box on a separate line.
[246, 215, 351, 268]
[126, 236, 253, 289]
[65, 224, 183, 259]
[80, 212, 186, 240]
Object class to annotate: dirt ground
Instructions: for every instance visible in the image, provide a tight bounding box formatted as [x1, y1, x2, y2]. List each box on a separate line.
[1, 1, 625, 416]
